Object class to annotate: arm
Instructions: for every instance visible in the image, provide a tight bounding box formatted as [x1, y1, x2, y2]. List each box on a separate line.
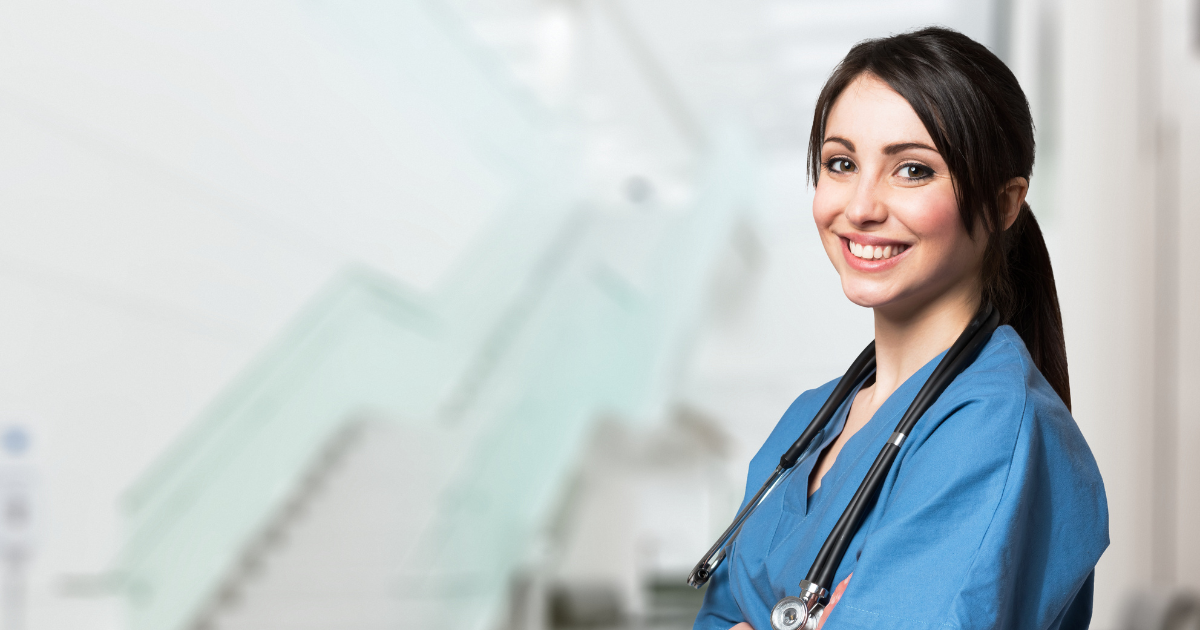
[692, 546, 747, 630]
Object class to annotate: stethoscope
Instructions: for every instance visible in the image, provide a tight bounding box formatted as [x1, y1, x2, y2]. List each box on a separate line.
[687, 303, 1000, 630]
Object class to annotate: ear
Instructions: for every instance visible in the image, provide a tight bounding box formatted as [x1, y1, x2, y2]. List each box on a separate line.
[999, 177, 1028, 230]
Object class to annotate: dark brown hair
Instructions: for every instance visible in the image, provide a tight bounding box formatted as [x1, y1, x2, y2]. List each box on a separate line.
[808, 27, 1071, 409]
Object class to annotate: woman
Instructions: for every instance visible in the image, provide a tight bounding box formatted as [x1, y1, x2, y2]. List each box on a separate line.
[694, 28, 1108, 630]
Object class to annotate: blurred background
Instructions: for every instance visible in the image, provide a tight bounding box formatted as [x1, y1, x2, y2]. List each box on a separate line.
[0, 0, 1197, 629]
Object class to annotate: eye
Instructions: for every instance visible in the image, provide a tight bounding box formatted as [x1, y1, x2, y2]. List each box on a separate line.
[825, 158, 856, 174]
[897, 163, 934, 181]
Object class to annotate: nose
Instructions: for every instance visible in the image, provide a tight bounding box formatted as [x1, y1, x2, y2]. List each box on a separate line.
[844, 177, 888, 227]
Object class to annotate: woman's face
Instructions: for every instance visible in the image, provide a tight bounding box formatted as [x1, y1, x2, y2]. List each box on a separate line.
[813, 74, 985, 317]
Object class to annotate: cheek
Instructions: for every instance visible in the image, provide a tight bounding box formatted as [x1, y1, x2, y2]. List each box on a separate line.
[812, 186, 845, 260]
[811, 181, 842, 232]
[902, 189, 971, 258]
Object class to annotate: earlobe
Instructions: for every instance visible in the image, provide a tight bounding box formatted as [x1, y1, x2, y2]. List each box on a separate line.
[1000, 177, 1029, 230]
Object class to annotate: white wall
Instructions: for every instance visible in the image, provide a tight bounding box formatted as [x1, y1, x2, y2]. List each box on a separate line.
[0, 2, 550, 628]
[1044, 0, 1200, 624]
[1055, 0, 1156, 619]
[1164, 0, 1200, 596]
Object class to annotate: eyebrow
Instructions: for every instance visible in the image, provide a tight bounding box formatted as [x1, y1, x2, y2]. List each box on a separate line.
[822, 137, 854, 152]
[883, 141, 939, 155]
[821, 138, 940, 156]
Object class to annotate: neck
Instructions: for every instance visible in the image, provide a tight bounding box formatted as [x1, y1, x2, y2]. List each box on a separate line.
[869, 288, 981, 400]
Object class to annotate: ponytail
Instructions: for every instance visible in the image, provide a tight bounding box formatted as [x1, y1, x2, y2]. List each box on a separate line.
[987, 203, 1071, 410]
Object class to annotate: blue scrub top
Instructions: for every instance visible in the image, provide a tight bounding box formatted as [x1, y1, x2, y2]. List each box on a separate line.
[694, 326, 1109, 630]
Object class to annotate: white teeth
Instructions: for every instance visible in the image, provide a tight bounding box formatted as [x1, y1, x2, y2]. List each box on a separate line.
[849, 241, 907, 261]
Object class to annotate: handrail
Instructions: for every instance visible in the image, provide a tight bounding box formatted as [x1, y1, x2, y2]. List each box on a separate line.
[121, 268, 436, 516]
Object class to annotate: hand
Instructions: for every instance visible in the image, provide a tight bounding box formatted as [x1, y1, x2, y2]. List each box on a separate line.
[730, 623, 754, 630]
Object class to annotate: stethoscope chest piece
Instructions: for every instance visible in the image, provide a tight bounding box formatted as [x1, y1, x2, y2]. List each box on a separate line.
[771, 579, 828, 630]
[771, 596, 823, 630]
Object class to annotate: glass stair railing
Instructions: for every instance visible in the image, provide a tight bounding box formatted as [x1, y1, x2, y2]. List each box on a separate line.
[117, 131, 754, 630]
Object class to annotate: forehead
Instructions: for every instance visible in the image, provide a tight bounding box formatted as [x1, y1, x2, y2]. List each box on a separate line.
[824, 74, 933, 148]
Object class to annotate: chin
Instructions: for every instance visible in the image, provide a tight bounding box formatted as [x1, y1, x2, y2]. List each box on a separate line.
[839, 281, 898, 309]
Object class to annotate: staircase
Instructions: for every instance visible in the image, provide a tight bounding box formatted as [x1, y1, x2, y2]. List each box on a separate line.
[192, 419, 457, 630]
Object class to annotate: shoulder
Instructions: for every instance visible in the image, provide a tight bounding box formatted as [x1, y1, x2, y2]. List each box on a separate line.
[915, 325, 1105, 499]
[930, 325, 1067, 434]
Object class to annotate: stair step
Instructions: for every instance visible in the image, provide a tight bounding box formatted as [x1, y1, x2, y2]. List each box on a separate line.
[204, 419, 465, 630]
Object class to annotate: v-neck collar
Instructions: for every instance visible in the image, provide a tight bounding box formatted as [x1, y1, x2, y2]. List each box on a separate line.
[793, 371, 871, 516]
[780, 345, 954, 520]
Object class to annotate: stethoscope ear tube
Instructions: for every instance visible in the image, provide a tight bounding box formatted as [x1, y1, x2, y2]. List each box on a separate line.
[779, 343, 876, 469]
[688, 464, 791, 587]
[803, 304, 1000, 591]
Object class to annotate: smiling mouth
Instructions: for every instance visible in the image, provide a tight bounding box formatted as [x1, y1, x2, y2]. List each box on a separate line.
[846, 238, 909, 261]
